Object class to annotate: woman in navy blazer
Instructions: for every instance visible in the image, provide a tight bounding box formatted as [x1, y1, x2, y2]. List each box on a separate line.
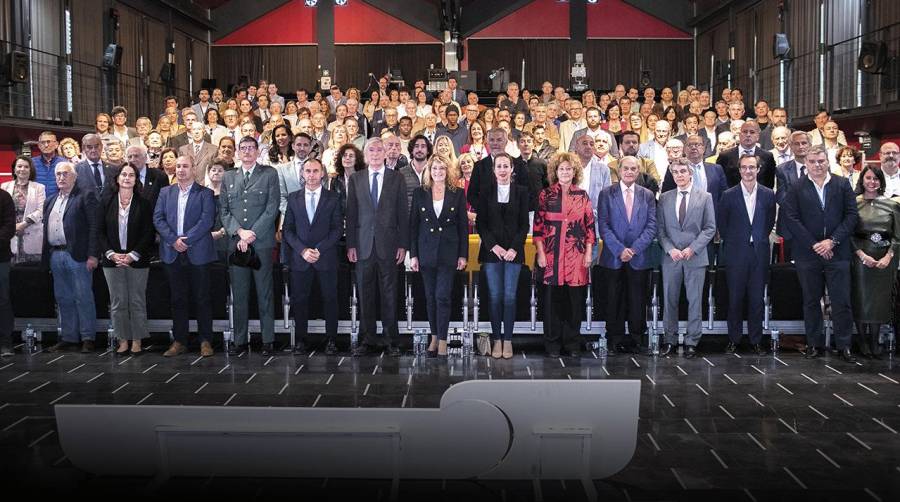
[96, 164, 155, 355]
[409, 154, 469, 357]
[476, 153, 530, 357]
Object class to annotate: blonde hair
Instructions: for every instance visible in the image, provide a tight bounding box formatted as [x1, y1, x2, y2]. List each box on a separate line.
[433, 135, 458, 165]
[422, 154, 460, 191]
[546, 152, 584, 186]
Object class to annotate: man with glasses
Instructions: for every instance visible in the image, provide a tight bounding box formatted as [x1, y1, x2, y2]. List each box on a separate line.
[879, 142, 900, 198]
[558, 99, 586, 154]
[44, 163, 99, 353]
[781, 144, 858, 362]
[214, 109, 242, 146]
[221, 136, 281, 356]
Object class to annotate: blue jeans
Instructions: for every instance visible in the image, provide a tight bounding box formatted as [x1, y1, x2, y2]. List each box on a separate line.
[50, 250, 97, 342]
[483, 262, 520, 341]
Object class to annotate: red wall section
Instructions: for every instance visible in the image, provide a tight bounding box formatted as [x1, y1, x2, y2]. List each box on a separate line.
[215, 0, 316, 45]
[334, 1, 439, 43]
[469, 0, 569, 39]
[587, 0, 690, 39]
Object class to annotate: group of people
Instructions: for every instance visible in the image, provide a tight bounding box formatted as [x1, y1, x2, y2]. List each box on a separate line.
[0, 74, 896, 364]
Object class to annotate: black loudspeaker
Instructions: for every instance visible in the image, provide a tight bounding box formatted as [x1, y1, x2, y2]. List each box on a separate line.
[201, 78, 217, 90]
[639, 70, 651, 88]
[457, 43, 465, 61]
[457, 70, 477, 90]
[773, 33, 790, 59]
[159, 62, 175, 82]
[859, 41, 889, 74]
[5, 50, 28, 82]
[102, 43, 122, 69]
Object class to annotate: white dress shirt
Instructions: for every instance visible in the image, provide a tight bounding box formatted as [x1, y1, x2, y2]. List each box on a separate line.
[497, 183, 511, 203]
[741, 181, 757, 242]
[368, 167, 384, 201]
[176, 182, 193, 236]
[675, 184, 693, 219]
[885, 169, 900, 198]
[812, 174, 831, 209]
[433, 198, 444, 216]
[306, 185, 321, 222]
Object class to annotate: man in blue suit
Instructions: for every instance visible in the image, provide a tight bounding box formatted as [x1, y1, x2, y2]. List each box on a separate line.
[718, 154, 776, 355]
[44, 162, 99, 353]
[774, 130, 812, 261]
[282, 158, 343, 356]
[782, 145, 858, 363]
[598, 156, 658, 354]
[153, 156, 217, 358]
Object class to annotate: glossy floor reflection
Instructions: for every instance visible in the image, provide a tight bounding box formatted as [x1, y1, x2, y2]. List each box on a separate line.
[1, 334, 899, 501]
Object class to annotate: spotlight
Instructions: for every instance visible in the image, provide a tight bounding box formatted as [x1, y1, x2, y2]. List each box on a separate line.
[304, 0, 318, 7]
[335, 0, 348, 5]
[587, 0, 598, 3]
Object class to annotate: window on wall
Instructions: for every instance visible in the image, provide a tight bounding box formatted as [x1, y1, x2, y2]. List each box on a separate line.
[64, 5, 72, 114]
[818, 0, 825, 106]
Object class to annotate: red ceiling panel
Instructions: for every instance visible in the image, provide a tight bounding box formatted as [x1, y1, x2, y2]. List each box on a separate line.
[214, 0, 316, 45]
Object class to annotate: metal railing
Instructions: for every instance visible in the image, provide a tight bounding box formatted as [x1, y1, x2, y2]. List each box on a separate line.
[1, 39, 193, 128]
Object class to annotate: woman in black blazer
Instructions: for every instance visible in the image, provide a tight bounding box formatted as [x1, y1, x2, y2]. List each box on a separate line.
[476, 153, 530, 359]
[409, 154, 469, 357]
[96, 163, 155, 355]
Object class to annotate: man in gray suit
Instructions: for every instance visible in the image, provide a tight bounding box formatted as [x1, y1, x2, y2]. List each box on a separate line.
[220, 136, 281, 356]
[346, 137, 409, 357]
[278, 133, 312, 215]
[657, 157, 717, 358]
[178, 123, 217, 184]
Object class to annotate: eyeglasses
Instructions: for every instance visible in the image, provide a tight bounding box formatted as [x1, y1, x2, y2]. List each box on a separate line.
[55, 171, 73, 178]
[239, 146, 257, 152]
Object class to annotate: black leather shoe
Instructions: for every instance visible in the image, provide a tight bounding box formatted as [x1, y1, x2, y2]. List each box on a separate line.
[292, 341, 307, 355]
[352, 343, 374, 357]
[388, 345, 401, 357]
[659, 343, 674, 357]
[753, 343, 767, 356]
[568, 350, 581, 358]
[547, 350, 561, 358]
[48, 341, 78, 353]
[325, 339, 338, 356]
[684, 346, 697, 358]
[839, 347, 857, 363]
[724, 342, 737, 355]
[261, 343, 275, 357]
[81, 340, 95, 353]
[804, 347, 822, 359]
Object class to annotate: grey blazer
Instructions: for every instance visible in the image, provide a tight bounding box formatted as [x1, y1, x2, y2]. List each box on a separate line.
[657, 186, 717, 268]
[276, 160, 306, 214]
[220, 163, 281, 249]
[345, 167, 410, 261]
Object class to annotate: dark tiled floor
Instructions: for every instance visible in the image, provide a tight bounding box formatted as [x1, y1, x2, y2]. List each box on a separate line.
[1, 334, 899, 501]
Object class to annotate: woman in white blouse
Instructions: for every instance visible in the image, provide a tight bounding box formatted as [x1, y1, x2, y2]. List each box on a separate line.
[1, 156, 45, 264]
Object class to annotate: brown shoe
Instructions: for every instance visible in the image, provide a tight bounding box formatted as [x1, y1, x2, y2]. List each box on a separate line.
[200, 341, 214, 357]
[81, 340, 95, 353]
[163, 341, 186, 357]
[502, 341, 514, 359]
[491, 340, 503, 359]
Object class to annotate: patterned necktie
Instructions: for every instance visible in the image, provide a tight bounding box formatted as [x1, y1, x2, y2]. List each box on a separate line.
[244, 170, 251, 185]
[371, 172, 379, 208]
[92, 163, 102, 190]
[678, 191, 688, 226]
[194, 143, 201, 156]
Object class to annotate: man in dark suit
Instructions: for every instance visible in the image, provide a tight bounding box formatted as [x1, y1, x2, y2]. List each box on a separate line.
[657, 158, 717, 358]
[716, 120, 776, 189]
[517, 131, 548, 213]
[774, 130, 812, 261]
[674, 114, 713, 158]
[718, 154, 777, 355]
[75, 134, 119, 201]
[597, 156, 658, 355]
[0, 189, 15, 356]
[153, 156, 217, 358]
[44, 162, 99, 353]
[221, 136, 282, 356]
[126, 145, 168, 209]
[282, 158, 343, 356]
[178, 123, 218, 183]
[782, 145, 858, 363]
[467, 128, 531, 208]
[662, 135, 728, 215]
[345, 137, 409, 356]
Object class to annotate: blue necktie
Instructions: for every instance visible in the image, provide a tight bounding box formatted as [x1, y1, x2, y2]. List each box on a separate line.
[371, 172, 379, 208]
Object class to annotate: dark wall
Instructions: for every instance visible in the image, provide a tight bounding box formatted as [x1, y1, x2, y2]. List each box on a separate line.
[211, 45, 318, 94]
[467, 39, 570, 91]
[334, 44, 443, 91]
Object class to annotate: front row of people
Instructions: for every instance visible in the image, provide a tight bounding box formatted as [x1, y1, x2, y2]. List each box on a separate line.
[24, 138, 890, 364]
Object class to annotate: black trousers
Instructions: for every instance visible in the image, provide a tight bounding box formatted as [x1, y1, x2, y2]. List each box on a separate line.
[795, 259, 853, 349]
[725, 245, 767, 345]
[0, 263, 12, 347]
[356, 255, 399, 347]
[543, 285, 586, 353]
[166, 254, 213, 345]
[602, 265, 650, 347]
[420, 265, 456, 341]
[291, 267, 338, 339]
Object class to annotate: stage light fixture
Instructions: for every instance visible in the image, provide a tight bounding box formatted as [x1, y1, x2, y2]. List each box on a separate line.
[335, 0, 348, 5]
[304, 0, 318, 7]
[587, 0, 599, 4]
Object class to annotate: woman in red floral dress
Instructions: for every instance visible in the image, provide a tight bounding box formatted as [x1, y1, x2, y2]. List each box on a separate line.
[534, 152, 596, 357]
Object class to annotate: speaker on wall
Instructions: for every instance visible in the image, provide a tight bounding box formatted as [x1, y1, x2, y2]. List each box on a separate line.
[859, 41, 889, 74]
[773, 33, 790, 59]
[639, 70, 651, 88]
[102, 43, 122, 69]
[5, 50, 29, 82]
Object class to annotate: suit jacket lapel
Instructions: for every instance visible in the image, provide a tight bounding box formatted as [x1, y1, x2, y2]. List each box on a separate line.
[685, 187, 702, 226]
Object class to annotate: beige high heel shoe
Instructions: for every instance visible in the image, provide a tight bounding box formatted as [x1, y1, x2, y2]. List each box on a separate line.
[491, 340, 503, 358]
[502, 340, 514, 359]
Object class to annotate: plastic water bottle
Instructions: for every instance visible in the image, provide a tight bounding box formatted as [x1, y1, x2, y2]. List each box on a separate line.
[462, 330, 473, 357]
[24, 323, 35, 353]
[887, 331, 896, 354]
[677, 333, 685, 354]
[598, 336, 608, 356]
[770, 329, 780, 354]
[650, 333, 660, 356]
[413, 330, 426, 357]
[350, 330, 359, 352]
